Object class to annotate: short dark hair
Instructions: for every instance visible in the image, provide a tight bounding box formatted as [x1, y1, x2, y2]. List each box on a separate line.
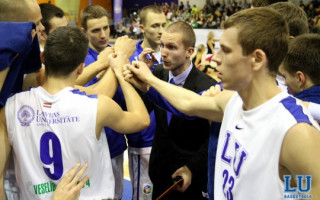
[224, 8, 289, 74]
[80, 5, 107, 29]
[165, 21, 196, 48]
[283, 34, 320, 85]
[269, 2, 308, 37]
[40, 3, 65, 35]
[44, 26, 88, 77]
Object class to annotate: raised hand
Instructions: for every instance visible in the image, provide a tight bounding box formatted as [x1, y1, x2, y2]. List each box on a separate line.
[96, 46, 114, 70]
[122, 64, 149, 92]
[124, 61, 154, 84]
[108, 53, 129, 77]
[138, 48, 157, 68]
[114, 35, 136, 58]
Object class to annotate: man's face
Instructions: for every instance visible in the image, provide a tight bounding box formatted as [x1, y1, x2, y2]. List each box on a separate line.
[85, 16, 109, 52]
[26, 0, 45, 41]
[160, 31, 192, 75]
[141, 12, 166, 46]
[48, 16, 68, 34]
[213, 27, 253, 91]
[278, 64, 300, 95]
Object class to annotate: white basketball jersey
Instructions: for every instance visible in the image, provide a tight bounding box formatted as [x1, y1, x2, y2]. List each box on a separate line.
[214, 92, 318, 200]
[5, 87, 115, 200]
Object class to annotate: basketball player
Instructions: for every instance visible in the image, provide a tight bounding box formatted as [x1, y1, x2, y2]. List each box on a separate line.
[279, 34, 320, 104]
[124, 8, 320, 199]
[127, 5, 166, 200]
[0, 26, 149, 199]
[78, 5, 132, 199]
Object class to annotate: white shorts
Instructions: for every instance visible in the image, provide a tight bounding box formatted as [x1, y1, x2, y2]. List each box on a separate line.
[128, 147, 153, 200]
[111, 153, 124, 200]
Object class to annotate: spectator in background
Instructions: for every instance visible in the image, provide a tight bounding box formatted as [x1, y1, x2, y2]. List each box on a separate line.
[192, 44, 206, 68]
[184, 1, 191, 11]
[306, 2, 318, 19]
[191, 5, 199, 19]
[163, 3, 170, 16]
[206, 31, 217, 56]
[179, 1, 184, 11]
[115, 22, 126, 37]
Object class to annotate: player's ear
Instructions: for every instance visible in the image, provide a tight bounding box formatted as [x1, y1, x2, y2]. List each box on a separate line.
[81, 27, 87, 35]
[186, 47, 194, 59]
[296, 71, 306, 87]
[140, 24, 144, 34]
[77, 63, 85, 75]
[251, 49, 266, 72]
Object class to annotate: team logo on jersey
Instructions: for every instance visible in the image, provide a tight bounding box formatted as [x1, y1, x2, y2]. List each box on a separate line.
[17, 105, 35, 126]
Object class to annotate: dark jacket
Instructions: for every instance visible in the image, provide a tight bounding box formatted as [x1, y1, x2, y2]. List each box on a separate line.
[149, 64, 216, 200]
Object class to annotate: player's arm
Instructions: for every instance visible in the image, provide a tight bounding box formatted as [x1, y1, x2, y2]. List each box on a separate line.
[125, 61, 232, 122]
[280, 123, 320, 199]
[96, 54, 149, 136]
[95, 83, 150, 135]
[0, 108, 11, 200]
[75, 67, 118, 98]
[75, 47, 113, 86]
[80, 36, 136, 97]
[0, 68, 10, 93]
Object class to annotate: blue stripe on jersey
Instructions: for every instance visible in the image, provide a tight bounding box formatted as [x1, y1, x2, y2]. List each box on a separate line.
[280, 96, 312, 125]
[70, 89, 97, 99]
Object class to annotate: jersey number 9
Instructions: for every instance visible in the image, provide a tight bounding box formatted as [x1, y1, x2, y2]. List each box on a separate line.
[40, 132, 63, 180]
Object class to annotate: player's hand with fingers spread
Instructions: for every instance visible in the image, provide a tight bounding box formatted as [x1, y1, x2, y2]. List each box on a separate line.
[114, 35, 136, 58]
[201, 83, 222, 97]
[138, 48, 157, 68]
[123, 64, 149, 92]
[52, 163, 89, 200]
[171, 166, 192, 193]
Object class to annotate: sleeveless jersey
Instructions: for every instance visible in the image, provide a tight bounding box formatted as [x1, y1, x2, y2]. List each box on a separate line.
[214, 92, 318, 200]
[5, 87, 115, 200]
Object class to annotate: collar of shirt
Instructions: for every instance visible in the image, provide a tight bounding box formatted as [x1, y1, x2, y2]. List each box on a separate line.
[168, 62, 193, 86]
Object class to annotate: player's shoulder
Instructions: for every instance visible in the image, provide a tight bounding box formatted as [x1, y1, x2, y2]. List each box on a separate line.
[188, 66, 216, 91]
[6, 87, 35, 103]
